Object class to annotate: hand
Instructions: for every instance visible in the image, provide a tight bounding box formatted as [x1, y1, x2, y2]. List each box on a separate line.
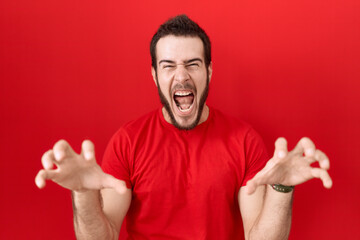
[35, 140, 127, 194]
[246, 137, 333, 194]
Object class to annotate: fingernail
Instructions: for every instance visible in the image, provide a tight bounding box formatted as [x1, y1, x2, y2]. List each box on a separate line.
[321, 160, 330, 169]
[85, 152, 92, 160]
[44, 161, 52, 170]
[278, 151, 286, 158]
[54, 150, 62, 160]
[305, 148, 315, 156]
[35, 178, 43, 188]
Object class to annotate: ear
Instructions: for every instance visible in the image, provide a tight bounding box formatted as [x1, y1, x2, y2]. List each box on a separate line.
[151, 67, 158, 87]
[207, 62, 213, 83]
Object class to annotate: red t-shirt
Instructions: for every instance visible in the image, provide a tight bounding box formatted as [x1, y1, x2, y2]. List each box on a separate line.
[102, 107, 268, 239]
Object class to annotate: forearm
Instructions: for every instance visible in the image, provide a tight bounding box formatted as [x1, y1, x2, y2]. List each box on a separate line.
[72, 190, 118, 240]
[249, 185, 293, 240]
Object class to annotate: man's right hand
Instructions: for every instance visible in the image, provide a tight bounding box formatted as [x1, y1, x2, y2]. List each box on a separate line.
[35, 140, 127, 194]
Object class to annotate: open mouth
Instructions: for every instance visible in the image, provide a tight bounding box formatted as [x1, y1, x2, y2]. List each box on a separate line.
[173, 90, 194, 113]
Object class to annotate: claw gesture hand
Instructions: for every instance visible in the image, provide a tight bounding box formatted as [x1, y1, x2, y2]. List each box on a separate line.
[35, 140, 127, 194]
[246, 137, 333, 194]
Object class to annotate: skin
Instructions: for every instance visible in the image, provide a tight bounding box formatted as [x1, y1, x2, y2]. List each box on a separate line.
[35, 35, 333, 240]
[151, 35, 212, 130]
[35, 140, 130, 240]
[239, 137, 332, 239]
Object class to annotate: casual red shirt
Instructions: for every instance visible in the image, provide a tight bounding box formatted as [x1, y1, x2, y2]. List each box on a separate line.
[102, 107, 268, 239]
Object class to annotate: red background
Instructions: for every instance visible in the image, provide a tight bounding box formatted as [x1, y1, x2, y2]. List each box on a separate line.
[1, 0, 359, 239]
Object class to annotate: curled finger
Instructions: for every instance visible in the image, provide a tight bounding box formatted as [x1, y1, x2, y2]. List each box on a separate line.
[53, 139, 75, 161]
[315, 149, 330, 170]
[305, 156, 317, 165]
[294, 137, 316, 157]
[35, 169, 56, 189]
[41, 150, 56, 170]
[310, 168, 333, 189]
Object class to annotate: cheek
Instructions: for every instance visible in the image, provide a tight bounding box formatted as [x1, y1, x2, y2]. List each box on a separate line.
[158, 78, 172, 97]
[193, 75, 208, 97]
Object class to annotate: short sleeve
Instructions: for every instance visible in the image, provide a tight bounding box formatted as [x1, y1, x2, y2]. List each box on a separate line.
[101, 128, 133, 189]
[241, 128, 269, 186]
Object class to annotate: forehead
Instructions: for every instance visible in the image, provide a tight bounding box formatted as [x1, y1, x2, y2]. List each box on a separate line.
[156, 35, 204, 63]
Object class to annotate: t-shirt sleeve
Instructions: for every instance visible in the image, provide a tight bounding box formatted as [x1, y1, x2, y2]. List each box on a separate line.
[101, 128, 133, 189]
[241, 127, 269, 187]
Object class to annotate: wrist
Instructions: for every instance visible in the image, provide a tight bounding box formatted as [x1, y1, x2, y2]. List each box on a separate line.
[72, 189, 97, 197]
[270, 184, 294, 193]
[71, 190, 101, 206]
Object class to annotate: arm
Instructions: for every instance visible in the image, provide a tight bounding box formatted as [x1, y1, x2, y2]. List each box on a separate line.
[239, 137, 332, 240]
[239, 185, 293, 240]
[35, 140, 131, 240]
[72, 189, 131, 240]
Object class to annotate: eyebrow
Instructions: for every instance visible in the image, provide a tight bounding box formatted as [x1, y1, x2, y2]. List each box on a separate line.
[158, 58, 203, 65]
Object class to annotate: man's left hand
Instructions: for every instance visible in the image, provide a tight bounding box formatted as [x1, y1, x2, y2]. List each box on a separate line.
[246, 137, 333, 194]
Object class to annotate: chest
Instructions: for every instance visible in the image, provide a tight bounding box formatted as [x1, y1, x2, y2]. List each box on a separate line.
[128, 131, 246, 202]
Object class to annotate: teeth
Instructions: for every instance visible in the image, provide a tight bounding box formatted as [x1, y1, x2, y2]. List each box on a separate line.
[179, 108, 190, 112]
[174, 91, 192, 96]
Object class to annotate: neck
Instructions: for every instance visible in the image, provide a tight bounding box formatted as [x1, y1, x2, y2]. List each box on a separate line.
[198, 104, 209, 125]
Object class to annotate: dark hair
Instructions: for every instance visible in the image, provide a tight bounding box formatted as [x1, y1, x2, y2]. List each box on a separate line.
[150, 14, 211, 71]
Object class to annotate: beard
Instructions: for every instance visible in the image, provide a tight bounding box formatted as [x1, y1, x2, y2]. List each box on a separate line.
[156, 73, 210, 130]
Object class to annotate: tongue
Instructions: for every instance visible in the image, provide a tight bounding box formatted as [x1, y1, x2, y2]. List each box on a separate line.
[174, 95, 194, 110]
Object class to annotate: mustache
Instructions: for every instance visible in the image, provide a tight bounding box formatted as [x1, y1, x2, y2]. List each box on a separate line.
[171, 83, 196, 93]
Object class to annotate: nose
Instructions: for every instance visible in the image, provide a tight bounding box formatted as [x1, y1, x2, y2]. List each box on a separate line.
[174, 65, 190, 83]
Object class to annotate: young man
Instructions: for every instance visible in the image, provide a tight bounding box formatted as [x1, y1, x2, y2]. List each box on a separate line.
[35, 15, 332, 240]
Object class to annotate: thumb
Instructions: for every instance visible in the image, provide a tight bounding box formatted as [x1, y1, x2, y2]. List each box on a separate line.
[245, 168, 268, 195]
[81, 140, 95, 161]
[245, 178, 259, 195]
[103, 174, 128, 194]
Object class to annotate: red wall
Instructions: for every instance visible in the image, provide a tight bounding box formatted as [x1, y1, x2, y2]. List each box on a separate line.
[1, 0, 359, 239]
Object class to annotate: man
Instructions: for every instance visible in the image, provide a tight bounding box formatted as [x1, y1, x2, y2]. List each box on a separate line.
[35, 15, 332, 240]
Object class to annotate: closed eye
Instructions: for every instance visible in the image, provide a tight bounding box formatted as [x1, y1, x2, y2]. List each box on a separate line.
[163, 65, 175, 69]
[186, 63, 200, 69]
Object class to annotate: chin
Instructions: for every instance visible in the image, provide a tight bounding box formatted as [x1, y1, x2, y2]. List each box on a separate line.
[173, 113, 200, 130]
[156, 74, 210, 131]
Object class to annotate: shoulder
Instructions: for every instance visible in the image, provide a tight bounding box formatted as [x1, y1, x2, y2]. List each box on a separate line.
[123, 109, 159, 131]
[209, 107, 253, 135]
[111, 109, 161, 141]
[208, 107, 266, 149]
